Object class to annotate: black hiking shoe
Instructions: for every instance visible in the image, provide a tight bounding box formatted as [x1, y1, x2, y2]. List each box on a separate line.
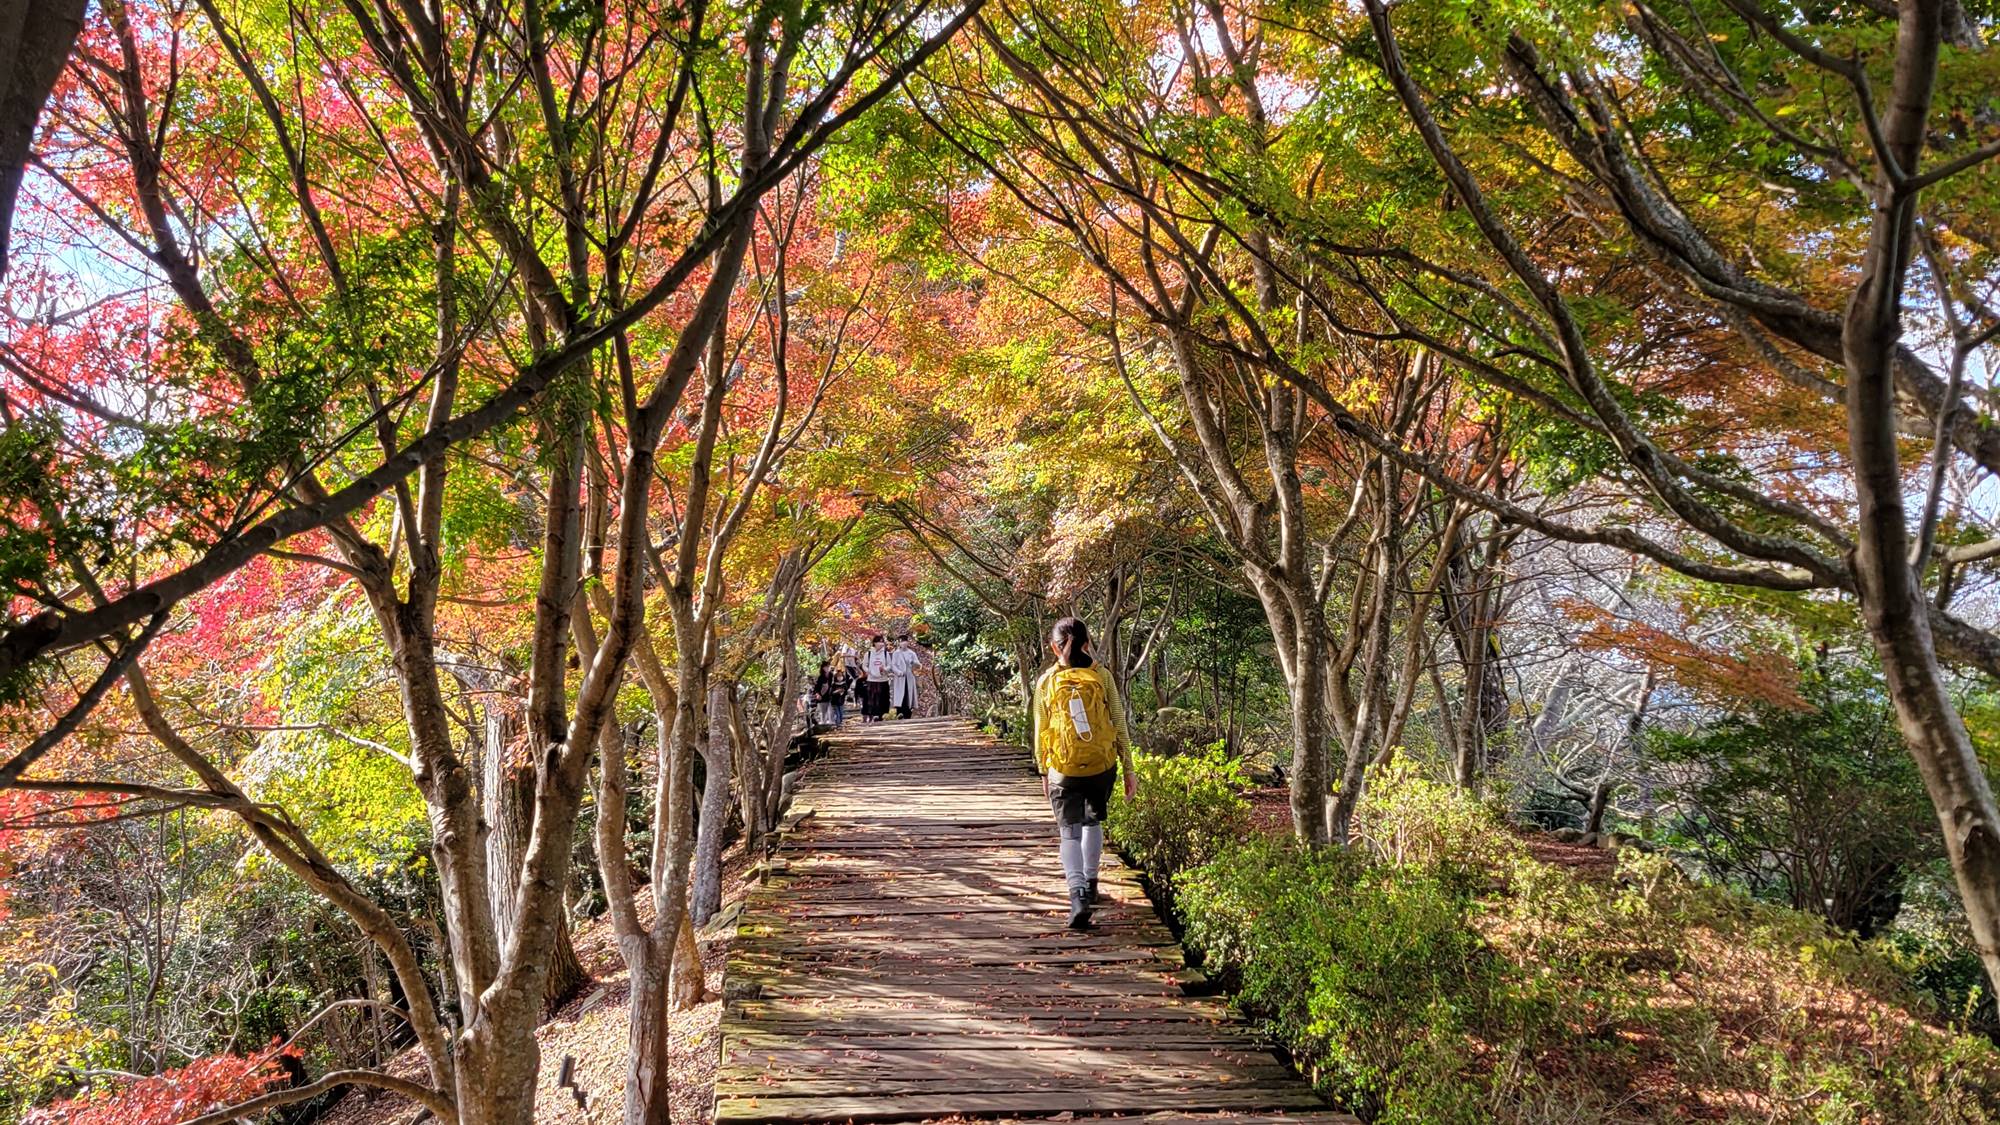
[1068, 885, 1093, 930]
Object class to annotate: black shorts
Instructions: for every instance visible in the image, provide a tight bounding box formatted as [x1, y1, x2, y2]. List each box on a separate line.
[1048, 767, 1116, 829]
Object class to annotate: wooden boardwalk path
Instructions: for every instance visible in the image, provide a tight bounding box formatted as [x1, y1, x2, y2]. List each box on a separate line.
[714, 717, 1356, 1125]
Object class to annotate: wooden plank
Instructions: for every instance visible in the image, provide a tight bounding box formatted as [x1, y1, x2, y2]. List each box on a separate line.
[713, 1088, 1330, 1123]
[763, 862, 1124, 878]
[732, 928, 1164, 945]
[735, 975, 1203, 997]
[729, 953, 1196, 977]
[728, 944, 1176, 972]
[931, 1116, 1362, 1125]
[721, 1046, 1288, 1070]
[729, 996, 1233, 1018]
[724, 1015, 1241, 1034]
[722, 1031, 1269, 1050]
[745, 906, 1165, 927]
[756, 901, 1091, 917]
[727, 1000, 1221, 1019]
[750, 889, 1152, 906]
[731, 946, 1182, 968]
[714, 1072, 1299, 1097]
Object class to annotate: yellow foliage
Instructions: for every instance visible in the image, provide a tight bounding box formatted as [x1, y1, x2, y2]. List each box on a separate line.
[0, 966, 119, 1122]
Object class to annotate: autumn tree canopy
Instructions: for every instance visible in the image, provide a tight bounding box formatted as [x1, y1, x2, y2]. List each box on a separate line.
[2, 0, 1999, 1121]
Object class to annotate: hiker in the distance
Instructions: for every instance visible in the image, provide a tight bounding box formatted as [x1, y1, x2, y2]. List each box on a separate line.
[814, 658, 854, 728]
[888, 634, 924, 720]
[1033, 617, 1137, 931]
[860, 634, 892, 723]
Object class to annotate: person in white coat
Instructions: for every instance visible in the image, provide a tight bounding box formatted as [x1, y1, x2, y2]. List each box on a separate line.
[888, 635, 924, 719]
[860, 635, 892, 723]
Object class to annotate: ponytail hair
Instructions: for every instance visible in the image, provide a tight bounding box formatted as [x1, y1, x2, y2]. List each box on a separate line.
[1050, 617, 1094, 669]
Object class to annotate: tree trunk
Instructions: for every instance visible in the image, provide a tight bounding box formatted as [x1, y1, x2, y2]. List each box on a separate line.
[1838, 0, 2000, 1001]
[727, 687, 765, 847]
[762, 610, 804, 829]
[602, 694, 690, 1125]
[1102, 566, 1137, 704]
[389, 633, 499, 1013]
[1441, 531, 1508, 788]
[1580, 781, 1611, 837]
[671, 888, 706, 1009]
[457, 684, 601, 1125]
[0, 0, 88, 273]
[621, 948, 672, 1125]
[1380, 501, 1468, 766]
[691, 680, 736, 926]
[1587, 670, 1654, 836]
[1014, 641, 1040, 716]
[541, 916, 588, 1013]
[1284, 624, 1334, 848]
[624, 660, 705, 1125]
[1329, 512, 1396, 844]
[477, 686, 588, 1013]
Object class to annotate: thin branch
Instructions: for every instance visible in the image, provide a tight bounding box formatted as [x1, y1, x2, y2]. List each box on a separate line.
[178, 1069, 455, 1125]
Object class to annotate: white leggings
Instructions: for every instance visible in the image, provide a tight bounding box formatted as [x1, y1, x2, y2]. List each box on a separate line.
[1058, 823, 1103, 892]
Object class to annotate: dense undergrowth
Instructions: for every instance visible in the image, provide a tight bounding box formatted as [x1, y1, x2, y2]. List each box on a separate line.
[1109, 747, 2000, 1124]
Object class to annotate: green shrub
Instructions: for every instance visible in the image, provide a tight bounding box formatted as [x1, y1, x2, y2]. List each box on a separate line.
[1176, 835, 1500, 1122]
[1116, 736, 2000, 1122]
[978, 702, 1028, 748]
[1355, 764, 1526, 882]
[1107, 745, 1251, 883]
[1649, 663, 1934, 938]
[1165, 771, 2000, 1123]
[1881, 869, 1997, 1035]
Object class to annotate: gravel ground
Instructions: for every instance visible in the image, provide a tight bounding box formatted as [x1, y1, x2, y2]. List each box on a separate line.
[319, 843, 754, 1125]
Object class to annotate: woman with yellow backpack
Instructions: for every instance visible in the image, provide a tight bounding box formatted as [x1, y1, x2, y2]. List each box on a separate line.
[1034, 618, 1138, 930]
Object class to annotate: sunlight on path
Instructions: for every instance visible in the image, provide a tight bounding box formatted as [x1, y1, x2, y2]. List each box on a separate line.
[712, 718, 1358, 1124]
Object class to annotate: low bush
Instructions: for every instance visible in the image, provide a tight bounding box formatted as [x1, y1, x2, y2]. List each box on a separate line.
[1353, 764, 1524, 882]
[1106, 744, 1251, 884]
[1884, 871, 1999, 1035]
[977, 702, 1029, 748]
[1135, 706, 1224, 756]
[1176, 836, 1504, 1122]
[1497, 848, 2000, 1123]
[1122, 753, 2000, 1123]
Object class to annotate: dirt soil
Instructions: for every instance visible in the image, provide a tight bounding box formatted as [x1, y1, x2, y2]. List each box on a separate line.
[1244, 786, 1293, 836]
[319, 844, 756, 1125]
[1509, 827, 1619, 880]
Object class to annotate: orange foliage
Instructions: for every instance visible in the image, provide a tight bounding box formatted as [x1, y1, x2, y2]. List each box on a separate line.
[1560, 598, 1809, 712]
[29, 1042, 296, 1125]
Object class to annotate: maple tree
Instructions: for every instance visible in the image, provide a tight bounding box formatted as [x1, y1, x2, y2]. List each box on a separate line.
[32, 1042, 300, 1125]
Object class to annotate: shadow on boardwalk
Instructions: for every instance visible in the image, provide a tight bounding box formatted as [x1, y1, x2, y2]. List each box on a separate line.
[713, 717, 1358, 1125]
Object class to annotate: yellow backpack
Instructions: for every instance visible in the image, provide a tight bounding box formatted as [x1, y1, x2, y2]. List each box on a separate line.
[1043, 667, 1118, 776]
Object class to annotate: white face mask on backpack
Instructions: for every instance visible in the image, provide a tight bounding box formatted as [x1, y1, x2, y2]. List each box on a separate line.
[1067, 694, 1093, 739]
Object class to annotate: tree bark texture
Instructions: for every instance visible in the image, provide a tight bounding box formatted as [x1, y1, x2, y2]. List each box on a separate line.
[1840, 0, 2000, 1002]
[692, 680, 737, 926]
[475, 681, 588, 1011]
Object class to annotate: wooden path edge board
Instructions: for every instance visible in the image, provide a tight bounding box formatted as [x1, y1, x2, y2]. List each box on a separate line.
[711, 716, 1358, 1125]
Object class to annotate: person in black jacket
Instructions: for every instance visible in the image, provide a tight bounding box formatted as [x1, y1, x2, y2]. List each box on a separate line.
[814, 659, 854, 728]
